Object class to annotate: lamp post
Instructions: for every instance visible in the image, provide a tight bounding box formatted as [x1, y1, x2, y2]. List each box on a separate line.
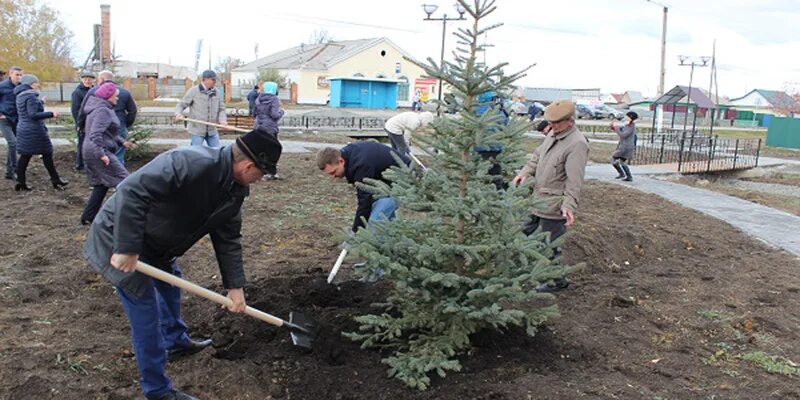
[422, 3, 466, 115]
[677, 55, 711, 133]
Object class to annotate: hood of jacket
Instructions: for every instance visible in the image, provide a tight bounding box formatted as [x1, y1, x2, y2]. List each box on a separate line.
[84, 94, 113, 116]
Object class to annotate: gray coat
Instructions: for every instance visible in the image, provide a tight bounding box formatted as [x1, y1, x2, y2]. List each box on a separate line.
[83, 145, 249, 298]
[612, 123, 636, 160]
[82, 96, 129, 187]
[175, 84, 227, 136]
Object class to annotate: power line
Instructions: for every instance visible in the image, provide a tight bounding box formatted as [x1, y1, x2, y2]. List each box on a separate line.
[270, 12, 422, 34]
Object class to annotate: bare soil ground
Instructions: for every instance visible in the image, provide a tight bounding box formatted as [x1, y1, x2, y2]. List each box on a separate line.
[1, 151, 799, 400]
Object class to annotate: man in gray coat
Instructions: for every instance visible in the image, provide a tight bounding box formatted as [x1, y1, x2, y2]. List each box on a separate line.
[175, 70, 227, 147]
[83, 129, 282, 400]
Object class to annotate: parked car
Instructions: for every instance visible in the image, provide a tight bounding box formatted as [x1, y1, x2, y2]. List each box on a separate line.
[576, 104, 601, 119]
[508, 101, 529, 116]
[596, 104, 624, 120]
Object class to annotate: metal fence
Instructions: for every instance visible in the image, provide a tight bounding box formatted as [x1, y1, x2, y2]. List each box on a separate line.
[225, 114, 388, 131]
[633, 131, 761, 173]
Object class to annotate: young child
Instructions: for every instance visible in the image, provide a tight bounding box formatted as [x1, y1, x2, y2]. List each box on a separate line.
[254, 81, 284, 179]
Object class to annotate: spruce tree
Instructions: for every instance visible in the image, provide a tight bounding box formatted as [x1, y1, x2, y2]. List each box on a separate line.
[344, 0, 575, 390]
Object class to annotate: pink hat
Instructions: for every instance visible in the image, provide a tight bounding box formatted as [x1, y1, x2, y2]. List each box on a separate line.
[96, 82, 117, 100]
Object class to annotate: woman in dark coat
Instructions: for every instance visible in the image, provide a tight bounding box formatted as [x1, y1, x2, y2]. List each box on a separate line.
[254, 81, 284, 179]
[80, 82, 135, 224]
[14, 74, 68, 191]
[610, 111, 638, 182]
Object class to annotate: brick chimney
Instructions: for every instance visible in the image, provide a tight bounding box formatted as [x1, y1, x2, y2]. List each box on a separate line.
[100, 4, 111, 62]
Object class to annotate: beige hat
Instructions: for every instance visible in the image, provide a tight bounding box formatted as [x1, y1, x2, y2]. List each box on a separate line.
[544, 100, 576, 122]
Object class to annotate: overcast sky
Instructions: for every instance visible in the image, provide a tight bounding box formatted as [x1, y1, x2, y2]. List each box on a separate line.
[44, 0, 800, 99]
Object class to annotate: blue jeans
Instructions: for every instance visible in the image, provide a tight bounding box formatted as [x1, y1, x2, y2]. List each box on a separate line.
[115, 125, 129, 165]
[116, 260, 191, 398]
[190, 132, 221, 147]
[0, 119, 16, 177]
[368, 197, 398, 225]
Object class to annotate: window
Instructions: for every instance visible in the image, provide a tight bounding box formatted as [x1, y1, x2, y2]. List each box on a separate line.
[380, 50, 387, 57]
[397, 76, 409, 102]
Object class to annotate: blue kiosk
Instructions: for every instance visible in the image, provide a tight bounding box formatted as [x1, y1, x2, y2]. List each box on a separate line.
[328, 76, 400, 109]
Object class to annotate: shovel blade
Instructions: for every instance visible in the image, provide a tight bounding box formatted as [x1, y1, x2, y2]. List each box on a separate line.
[289, 311, 315, 349]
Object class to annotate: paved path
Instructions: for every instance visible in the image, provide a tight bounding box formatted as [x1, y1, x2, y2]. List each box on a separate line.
[585, 165, 800, 257]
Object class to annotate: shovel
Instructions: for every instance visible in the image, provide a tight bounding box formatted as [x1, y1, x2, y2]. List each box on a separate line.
[135, 261, 315, 349]
[327, 248, 349, 284]
[178, 116, 250, 133]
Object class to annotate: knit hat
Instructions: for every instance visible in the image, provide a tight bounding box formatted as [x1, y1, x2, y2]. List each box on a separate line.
[262, 81, 278, 95]
[544, 100, 576, 122]
[235, 129, 283, 174]
[96, 82, 118, 100]
[20, 74, 39, 86]
[201, 70, 217, 80]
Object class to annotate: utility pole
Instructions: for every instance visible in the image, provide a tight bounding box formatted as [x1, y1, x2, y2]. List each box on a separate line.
[678, 55, 711, 133]
[646, 0, 669, 132]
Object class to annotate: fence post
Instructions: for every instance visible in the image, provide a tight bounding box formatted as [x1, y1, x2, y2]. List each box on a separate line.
[677, 131, 686, 172]
[659, 135, 666, 163]
[59, 82, 64, 102]
[732, 139, 739, 170]
[706, 135, 715, 173]
[358, 118, 362, 130]
[755, 138, 762, 167]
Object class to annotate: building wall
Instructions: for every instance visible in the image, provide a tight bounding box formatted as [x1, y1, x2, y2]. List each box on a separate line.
[295, 41, 427, 106]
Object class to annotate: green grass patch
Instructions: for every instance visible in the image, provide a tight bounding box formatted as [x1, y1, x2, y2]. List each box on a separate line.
[739, 352, 800, 377]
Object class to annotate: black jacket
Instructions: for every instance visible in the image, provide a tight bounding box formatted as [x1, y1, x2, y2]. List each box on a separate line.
[83, 145, 249, 297]
[70, 83, 92, 126]
[341, 141, 409, 232]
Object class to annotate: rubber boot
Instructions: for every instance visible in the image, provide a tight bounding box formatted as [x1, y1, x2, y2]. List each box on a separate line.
[621, 163, 633, 182]
[612, 162, 625, 179]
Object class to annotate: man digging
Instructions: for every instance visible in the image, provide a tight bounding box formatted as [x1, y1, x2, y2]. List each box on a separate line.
[316, 142, 410, 279]
[83, 129, 281, 400]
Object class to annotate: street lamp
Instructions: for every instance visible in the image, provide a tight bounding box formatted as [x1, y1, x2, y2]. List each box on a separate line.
[677, 55, 710, 134]
[422, 3, 466, 115]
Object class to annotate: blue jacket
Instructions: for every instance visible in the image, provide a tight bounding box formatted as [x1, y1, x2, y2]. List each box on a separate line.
[14, 84, 55, 155]
[0, 78, 19, 123]
[114, 87, 137, 129]
[341, 141, 409, 232]
[247, 89, 258, 115]
[253, 93, 284, 134]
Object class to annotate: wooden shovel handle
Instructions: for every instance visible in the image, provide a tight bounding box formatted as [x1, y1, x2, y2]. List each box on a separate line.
[179, 116, 250, 133]
[135, 261, 285, 327]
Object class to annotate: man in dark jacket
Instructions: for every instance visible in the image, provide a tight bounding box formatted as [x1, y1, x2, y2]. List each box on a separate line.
[71, 70, 96, 170]
[76, 70, 114, 134]
[0, 66, 23, 180]
[316, 141, 409, 232]
[83, 130, 282, 400]
[246, 85, 259, 116]
[113, 86, 138, 164]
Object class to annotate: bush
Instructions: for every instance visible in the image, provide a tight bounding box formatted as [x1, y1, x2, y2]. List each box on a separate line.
[125, 123, 153, 161]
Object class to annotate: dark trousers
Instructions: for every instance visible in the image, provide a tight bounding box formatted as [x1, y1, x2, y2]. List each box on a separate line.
[80, 186, 109, 223]
[17, 153, 61, 185]
[477, 149, 506, 190]
[523, 215, 567, 258]
[76, 130, 85, 169]
[386, 129, 410, 155]
[117, 260, 190, 398]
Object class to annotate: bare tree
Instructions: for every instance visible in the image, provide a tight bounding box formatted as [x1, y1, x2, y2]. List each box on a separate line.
[307, 29, 332, 45]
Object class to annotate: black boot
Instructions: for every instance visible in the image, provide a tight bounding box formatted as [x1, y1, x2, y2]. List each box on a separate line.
[612, 162, 625, 179]
[621, 163, 633, 182]
[51, 178, 69, 190]
[14, 182, 32, 191]
[167, 338, 213, 361]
